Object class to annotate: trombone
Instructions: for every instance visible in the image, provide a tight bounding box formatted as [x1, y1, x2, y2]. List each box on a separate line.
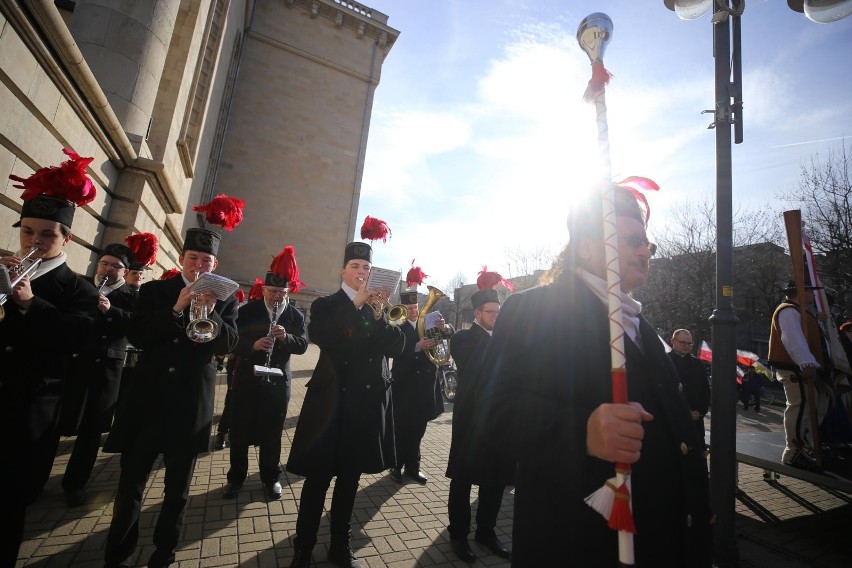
[0, 246, 43, 322]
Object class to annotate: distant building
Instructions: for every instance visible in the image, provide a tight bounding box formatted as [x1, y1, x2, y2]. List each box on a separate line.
[0, 0, 398, 308]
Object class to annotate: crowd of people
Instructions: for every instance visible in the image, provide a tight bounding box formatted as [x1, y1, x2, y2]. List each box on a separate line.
[4, 152, 852, 568]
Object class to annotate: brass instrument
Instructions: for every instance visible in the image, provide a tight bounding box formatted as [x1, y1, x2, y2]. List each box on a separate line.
[186, 271, 220, 343]
[0, 246, 43, 322]
[254, 300, 284, 380]
[416, 285, 451, 366]
[363, 285, 408, 326]
[96, 275, 111, 293]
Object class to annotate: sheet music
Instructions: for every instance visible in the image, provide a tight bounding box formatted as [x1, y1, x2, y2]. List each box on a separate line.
[187, 272, 240, 300]
[423, 311, 443, 330]
[365, 266, 401, 294]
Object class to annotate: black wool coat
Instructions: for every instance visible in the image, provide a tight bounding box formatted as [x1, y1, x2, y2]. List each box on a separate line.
[391, 320, 444, 425]
[60, 280, 138, 435]
[228, 299, 308, 446]
[0, 263, 98, 504]
[446, 323, 515, 486]
[477, 273, 713, 568]
[103, 275, 238, 455]
[286, 289, 405, 477]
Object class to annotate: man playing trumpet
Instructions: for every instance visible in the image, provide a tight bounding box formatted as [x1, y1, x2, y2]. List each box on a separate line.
[0, 149, 99, 565]
[103, 214, 240, 567]
[287, 241, 405, 568]
[223, 245, 307, 501]
[60, 242, 139, 508]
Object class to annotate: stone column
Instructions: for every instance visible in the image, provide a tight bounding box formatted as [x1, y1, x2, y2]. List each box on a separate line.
[69, 0, 179, 151]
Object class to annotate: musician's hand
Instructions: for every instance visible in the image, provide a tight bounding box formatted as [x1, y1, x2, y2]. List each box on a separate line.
[802, 366, 818, 385]
[0, 255, 22, 269]
[417, 337, 438, 351]
[254, 336, 275, 352]
[586, 402, 654, 464]
[198, 292, 217, 311]
[173, 286, 194, 312]
[269, 324, 287, 341]
[98, 294, 111, 314]
[353, 277, 371, 308]
[11, 275, 34, 309]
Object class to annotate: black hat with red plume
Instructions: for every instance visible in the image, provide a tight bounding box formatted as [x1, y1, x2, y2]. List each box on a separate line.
[265, 245, 305, 293]
[125, 232, 158, 271]
[400, 260, 428, 304]
[472, 266, 514, 309]
[185, 194, 245, 255]
[10, 148, 97, 229]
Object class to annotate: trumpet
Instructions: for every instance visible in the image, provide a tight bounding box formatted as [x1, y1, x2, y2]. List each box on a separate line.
[0, 246, 43, 322]
[186, 271, 220, 343]
[365, 290, 408, 326]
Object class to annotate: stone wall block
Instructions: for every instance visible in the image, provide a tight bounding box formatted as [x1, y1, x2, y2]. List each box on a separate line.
[0, 22, 39, 93]
[68, 3, 110, 46]
[82, 44, 138, 100]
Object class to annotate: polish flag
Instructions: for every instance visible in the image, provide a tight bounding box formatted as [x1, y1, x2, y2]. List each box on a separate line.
[736, 349, 759, 367]
[736, 365, 745, 385]
[699, 340, 712, 363]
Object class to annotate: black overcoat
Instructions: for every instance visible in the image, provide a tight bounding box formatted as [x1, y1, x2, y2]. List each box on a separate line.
[60, 280, 138, 435]
[0, 263, 97, 504]
[286, 289, 405, 477]
[103, 274, 238, 455]
[445, 323, 515, 485]
[228, 299, 307, 446]
[390, 320, 444, 425]
[478, 273, 713, 567]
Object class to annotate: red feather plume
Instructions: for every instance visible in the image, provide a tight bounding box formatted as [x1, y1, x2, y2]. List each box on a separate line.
[477, 265, 515, 292]
[360, 215, 392, 242]
[235, 289, 246, 303]
[124, 232, 158, 267]
[269, 245, 306, 294]
[616, 176, 660, 224]
[9, 148, 96, 206]
[160, 268, 180, 280]
[248, 277, 264, 301]
[192, 194, 245, 231]
[406, 259, 428, 288]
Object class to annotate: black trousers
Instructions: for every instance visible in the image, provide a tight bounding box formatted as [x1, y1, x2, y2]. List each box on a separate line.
[227, 438, 282, 485]
[447, 477, 506, 541]
[395, 420, 428, 471]
[104, 437, 197, 567]
[294, 472, 360, 550]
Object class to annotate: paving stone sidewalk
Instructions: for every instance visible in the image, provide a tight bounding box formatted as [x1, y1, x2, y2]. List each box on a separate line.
[17, 344, 850, 567]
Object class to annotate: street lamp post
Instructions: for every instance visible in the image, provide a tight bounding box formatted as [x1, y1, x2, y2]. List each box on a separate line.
[663, 1, 852, 566]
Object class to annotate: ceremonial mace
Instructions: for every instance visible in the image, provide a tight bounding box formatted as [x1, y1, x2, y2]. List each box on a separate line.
[577, 13, 636, 566]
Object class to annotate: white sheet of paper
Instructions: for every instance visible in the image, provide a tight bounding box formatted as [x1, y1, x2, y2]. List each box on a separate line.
[187, 272, 240, 300]
[365, 266, 401, 294]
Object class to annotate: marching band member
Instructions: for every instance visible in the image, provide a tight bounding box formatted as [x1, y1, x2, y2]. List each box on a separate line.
[0, 149, 99, 565]
[103, 196, 242, 568]
[287, 241, 405, 568]
[60, 242, 139, 507]
[389, 270, 448, 485]
[223, 246, 308, 500]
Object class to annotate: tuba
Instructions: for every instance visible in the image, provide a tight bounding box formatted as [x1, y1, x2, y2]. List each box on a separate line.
[416, 285, 451, 366]
[0, 246, 43, 322]
[186, 271, 220, 343]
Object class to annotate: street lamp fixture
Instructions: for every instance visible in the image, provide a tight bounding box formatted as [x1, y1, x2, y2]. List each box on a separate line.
[662, 1, 850, 566]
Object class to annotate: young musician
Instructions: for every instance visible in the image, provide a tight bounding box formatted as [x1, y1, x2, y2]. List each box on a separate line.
[60, 243, 139, 507]
[223, 246, 308, 500]
[0, 149, 99, 565]
[103, 210, 240, 567]
[287, 241, 405, 568]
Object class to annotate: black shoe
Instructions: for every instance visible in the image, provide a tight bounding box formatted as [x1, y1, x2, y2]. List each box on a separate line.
[264, 481, 282, 500]
[388, 467, 403, 483]
[148, 548, 176, 567]
[290, 548, 312, 568]
[214, 431, 227, 450]
[475, 534, 511, 559]
[223, 482, 243, 499]
[327, 545, 365, 568]
[405, 470, 428, 484]
[64, 488, 86, 507]
[450, 539, 477, 563]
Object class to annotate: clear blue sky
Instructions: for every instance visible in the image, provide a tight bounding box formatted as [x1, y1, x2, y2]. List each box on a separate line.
[355, 0, 852, 290]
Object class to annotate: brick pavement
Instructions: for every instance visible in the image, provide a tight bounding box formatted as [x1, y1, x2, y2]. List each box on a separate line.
[17, 346, 850, 567]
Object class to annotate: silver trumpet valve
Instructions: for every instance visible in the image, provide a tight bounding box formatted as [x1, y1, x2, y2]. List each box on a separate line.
[0, 246, 43, 322]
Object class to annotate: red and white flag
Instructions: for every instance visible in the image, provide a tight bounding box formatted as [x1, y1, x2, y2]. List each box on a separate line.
[699, 340, 712, 363]
[736, 349, 759, 367]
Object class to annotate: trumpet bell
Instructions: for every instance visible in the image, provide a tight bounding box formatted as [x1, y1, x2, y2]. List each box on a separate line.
[576, 12, 613, 63]
[187, 318, 219, 343]
[387, 304, 409, 326]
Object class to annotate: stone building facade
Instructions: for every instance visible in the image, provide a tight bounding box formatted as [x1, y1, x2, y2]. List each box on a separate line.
[0, 0, 398, 307]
